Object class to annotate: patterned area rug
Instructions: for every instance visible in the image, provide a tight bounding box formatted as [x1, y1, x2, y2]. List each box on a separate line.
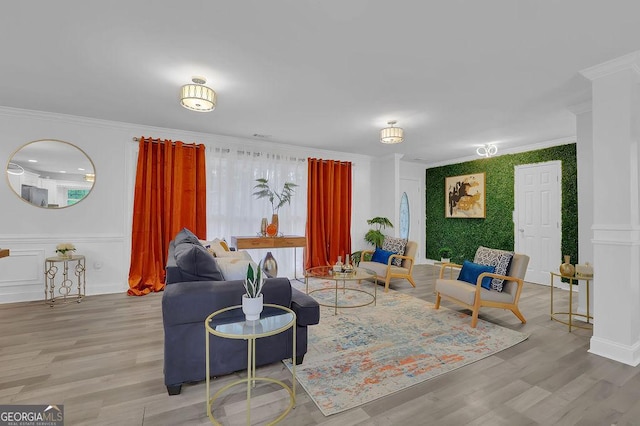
[285, 279, 529, 416]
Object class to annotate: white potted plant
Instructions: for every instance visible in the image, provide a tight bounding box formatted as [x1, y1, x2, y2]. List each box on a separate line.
[242, 260, 266, 321]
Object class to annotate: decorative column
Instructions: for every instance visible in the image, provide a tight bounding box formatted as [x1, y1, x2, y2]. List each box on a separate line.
[580, 51, 640, 366]
[569, 102, 594, 317]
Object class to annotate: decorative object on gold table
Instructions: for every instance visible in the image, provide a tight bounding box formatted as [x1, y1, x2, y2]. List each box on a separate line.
[550, 271, 593, 332]
[55, 242, 76, 259]
[205, 305, 296, 425]
[575, 262, 593, 278]
[305, 266, 377, 315]
[44, 254, 86, 306]
[559, 254, 575, 277]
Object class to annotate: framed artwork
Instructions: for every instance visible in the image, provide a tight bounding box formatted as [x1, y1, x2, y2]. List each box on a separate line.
[445, 172, 486, 218]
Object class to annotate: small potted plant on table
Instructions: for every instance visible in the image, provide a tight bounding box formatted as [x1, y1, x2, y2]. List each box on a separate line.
[242, 260, 265, 321]
[438, 247, 452, 263]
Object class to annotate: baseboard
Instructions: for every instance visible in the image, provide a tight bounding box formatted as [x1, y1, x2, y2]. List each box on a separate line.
[589, 336, 640, 366]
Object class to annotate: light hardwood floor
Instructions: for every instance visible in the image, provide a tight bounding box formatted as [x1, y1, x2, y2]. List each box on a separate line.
[1, 265, 638, 425]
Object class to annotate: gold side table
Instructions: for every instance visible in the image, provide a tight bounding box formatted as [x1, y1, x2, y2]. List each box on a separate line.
[205, 304, 296, 425]
[44, 255, 86, 307]
[550, 272, 593, 332]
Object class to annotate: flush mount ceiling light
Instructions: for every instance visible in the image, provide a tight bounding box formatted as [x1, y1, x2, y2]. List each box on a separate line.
[6, 162, 24, 176]
[180, 76, 216, 112]
[380, 120, 404, 144]
[476, 143, 498, 157]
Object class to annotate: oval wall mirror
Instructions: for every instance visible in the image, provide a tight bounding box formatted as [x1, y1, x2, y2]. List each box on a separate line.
[5, 139, 95, 208]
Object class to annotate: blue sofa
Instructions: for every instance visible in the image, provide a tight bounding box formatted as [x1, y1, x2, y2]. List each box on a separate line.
[162, 228, 320, 395]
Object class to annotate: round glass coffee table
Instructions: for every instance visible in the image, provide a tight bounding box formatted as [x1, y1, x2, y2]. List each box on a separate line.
[304, 266, 377, 315]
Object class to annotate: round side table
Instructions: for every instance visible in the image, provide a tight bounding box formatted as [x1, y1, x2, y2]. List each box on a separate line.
[205, 304, 296, 425]
[44, 255, 86, 306]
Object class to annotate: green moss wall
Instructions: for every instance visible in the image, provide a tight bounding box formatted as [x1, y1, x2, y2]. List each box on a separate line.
[425, 143, 578, 264]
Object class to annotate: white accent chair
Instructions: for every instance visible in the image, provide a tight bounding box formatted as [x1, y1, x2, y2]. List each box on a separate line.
[434, 252, 529, 327]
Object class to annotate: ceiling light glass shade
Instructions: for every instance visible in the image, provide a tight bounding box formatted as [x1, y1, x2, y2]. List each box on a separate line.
[380, 121, 404, 144]
[476, 143, 498, 157]
[180, 83, 216, 112]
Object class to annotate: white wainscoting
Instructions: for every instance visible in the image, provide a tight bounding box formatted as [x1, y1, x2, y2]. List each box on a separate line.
[0, 234, 129, 304]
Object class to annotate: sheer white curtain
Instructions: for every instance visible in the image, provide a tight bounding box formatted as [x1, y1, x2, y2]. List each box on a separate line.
[206, 146, 307, 278]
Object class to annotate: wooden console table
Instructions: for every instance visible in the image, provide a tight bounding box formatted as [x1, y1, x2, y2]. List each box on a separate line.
[0, 248, 9, 259]
[230, 235, 306, 250]
[230, 236, 306, 279]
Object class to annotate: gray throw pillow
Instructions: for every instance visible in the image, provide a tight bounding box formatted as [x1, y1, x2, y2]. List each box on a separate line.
[174, 227, 202, 245]
[174, 241, 224, 281]
[473, 246, 514, 292]
[382, 237, 408, 267]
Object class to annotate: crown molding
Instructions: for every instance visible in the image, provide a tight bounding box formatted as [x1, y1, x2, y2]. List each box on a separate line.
[0, 105, 373, 166]
[580, 50, 640, 81]
[424, 136, 576, 169]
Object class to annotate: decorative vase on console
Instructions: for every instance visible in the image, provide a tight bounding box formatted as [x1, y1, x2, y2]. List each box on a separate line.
[270, 213, 279, 236]
[559, 255, 575, 277]
[242, 260, 265, 321]
[260, 217, 268, 236]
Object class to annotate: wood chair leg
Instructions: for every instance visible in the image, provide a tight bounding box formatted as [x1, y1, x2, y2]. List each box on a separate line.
[406, 275, 416, 288]
[511, 307, 527, 324]
[384, 276, 391, 292]
[435, 293, 441, 309]
[471, 309, 479, 328]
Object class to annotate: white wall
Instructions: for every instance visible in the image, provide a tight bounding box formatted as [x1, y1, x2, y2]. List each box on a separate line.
[356, 153, 427, 264]
[399, 160, 426, 263]
[0, 107, 375, 303]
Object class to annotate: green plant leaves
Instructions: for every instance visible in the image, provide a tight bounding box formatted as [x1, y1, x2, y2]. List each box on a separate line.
[253, 178, 298, 214]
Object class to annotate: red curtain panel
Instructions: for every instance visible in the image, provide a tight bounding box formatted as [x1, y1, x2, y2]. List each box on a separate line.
[127, 137, 207, 296]
[305, 158, 352, 269]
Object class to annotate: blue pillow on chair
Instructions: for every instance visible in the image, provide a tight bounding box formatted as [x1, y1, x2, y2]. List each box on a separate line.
[371, 248, 395, 265]
[458, 260, 495, 290]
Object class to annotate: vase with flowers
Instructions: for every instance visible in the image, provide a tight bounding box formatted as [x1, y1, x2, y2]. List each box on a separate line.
[253, 178, 297, 236]
[56, 243, 76, 259]
[242, 260, 266, 321]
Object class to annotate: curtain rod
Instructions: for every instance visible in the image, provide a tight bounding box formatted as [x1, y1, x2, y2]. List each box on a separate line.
[132, 137, 199, 147]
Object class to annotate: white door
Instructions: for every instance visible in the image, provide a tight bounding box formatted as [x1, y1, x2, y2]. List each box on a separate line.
[400, 178, 422, 260]
[514, 161, 561, 285]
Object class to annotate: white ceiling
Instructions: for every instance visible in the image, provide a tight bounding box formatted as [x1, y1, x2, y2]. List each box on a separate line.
[2, 1, 640, 165]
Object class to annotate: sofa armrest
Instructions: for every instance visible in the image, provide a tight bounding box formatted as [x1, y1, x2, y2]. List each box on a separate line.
[291, 288, 320, 327]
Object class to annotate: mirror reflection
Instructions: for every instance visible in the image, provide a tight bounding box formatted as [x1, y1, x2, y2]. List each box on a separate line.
[6, 139, 95, 208]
